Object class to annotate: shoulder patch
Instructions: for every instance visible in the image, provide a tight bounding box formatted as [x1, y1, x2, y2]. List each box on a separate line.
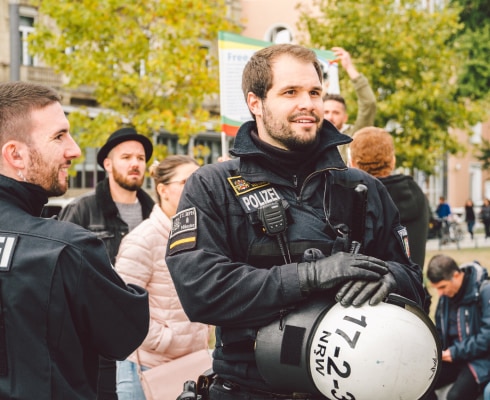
[0, 234, 18, 272]
[168, 207, 197, 255]
[396, 226, 411, 260]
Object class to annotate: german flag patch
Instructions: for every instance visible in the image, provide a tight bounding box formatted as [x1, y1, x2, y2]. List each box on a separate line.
[168, 207, 197, 255]
[396, 226, 411, 260]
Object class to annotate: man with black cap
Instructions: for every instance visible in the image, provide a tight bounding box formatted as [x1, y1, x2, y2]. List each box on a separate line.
[59, 126, 155, 399]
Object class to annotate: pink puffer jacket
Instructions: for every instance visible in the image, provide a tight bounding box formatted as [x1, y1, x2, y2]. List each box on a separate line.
[115, 204, 210, 368]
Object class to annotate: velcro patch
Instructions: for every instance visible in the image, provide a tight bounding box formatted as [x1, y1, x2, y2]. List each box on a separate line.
[0, 235, 18, 272]
[396, 226, 411, 260]
[227, 176, 270, 195]
[168, 208, 197, 255]
[227, 176, 284, 214]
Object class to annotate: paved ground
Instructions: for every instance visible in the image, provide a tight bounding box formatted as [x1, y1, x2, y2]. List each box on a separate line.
[426, 231, 490, 251]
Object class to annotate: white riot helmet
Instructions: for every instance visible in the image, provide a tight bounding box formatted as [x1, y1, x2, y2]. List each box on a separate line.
[255, 294, 441, 400]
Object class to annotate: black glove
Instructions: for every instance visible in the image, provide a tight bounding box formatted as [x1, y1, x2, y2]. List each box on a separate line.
[297, 252, 388, 295]
[335, 271, 397, 307]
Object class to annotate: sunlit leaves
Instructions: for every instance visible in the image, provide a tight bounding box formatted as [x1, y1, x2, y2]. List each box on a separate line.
[29, 0, 239, 152]
[299, 0, 485, 174]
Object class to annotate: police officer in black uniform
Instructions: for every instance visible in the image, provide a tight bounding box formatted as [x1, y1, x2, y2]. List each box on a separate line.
[0, 81, 149, 399]
[167, 44, 425, 399]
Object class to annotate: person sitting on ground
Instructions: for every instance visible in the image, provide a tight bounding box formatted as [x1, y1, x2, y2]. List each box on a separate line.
[425, 255, 490, 400]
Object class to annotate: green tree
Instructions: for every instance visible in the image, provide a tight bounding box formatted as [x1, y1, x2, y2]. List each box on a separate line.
[450, 0, 490, 101]
[477, 139, 490, 170]
[298, 0, 484, 174]
[29, 0, 239, 156]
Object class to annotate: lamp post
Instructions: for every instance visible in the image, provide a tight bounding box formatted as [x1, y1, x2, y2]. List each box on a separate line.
[9, 0, 21, 81]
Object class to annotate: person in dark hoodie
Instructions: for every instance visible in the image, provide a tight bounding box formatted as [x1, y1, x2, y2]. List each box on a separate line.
[350, 126, 431, 312]
[350, 126, 429, 268]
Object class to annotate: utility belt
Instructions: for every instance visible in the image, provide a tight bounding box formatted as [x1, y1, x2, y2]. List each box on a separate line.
[211, 376, 323, 399]
[176, 372, 324, 400]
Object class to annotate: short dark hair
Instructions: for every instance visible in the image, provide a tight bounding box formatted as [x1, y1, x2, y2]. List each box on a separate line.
[427, 254, 460, 283]
[0, 81, 61, 147]
[322, 93, 347, 111]
[242, 44, 323, 102]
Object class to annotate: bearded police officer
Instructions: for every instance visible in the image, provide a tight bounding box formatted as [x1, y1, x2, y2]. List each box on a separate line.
[0, 81, 149, 399]
[167, 44, 425, 399]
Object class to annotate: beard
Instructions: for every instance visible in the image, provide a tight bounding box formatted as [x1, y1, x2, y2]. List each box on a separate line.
[262, 103, 321, 151]
[28, 148, 68, 197]
[112, 167, 144, 191]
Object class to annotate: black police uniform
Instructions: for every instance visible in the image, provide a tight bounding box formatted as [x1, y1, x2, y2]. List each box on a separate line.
[166, 120, 425, 397]
[0, 175, 149, 399]
[59, 177, 154, 399]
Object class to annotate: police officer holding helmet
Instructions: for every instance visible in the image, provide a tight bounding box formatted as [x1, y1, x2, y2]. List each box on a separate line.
[167, 44, 425, 399]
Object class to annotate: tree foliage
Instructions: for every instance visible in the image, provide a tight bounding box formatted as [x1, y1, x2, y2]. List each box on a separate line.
[451, 0, 490, 31]
[449, 0, 490, 101]
[29, 0, 239, 155]
[476, 139, 490, 171]
[298, 0, 485, 174]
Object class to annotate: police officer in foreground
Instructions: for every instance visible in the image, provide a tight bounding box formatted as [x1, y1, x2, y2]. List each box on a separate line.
[166, 44, 425, 399]
[59, 126, 154, 399]
[0, 81, 149, 399]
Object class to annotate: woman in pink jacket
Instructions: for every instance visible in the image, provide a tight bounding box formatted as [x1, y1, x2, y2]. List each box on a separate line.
[115, 155, 209, 399]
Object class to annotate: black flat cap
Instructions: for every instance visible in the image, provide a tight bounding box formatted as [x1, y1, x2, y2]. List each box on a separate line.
[97, 127, 153, 168]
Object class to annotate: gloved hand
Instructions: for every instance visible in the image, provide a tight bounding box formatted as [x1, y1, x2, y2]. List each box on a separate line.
[335, 271, 397, 307]
[297, 251, 388, 295]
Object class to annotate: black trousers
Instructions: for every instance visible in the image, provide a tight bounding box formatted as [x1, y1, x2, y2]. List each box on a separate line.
[423, 362, 480, 400]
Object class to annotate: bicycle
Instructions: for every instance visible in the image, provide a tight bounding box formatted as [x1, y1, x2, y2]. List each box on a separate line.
[437, 217, 464, 250]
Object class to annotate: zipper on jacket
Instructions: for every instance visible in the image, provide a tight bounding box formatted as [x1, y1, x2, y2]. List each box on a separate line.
[465, 309, 470, 336]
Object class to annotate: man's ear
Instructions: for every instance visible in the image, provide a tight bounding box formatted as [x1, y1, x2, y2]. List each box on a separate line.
[103, 157, 112, 172]
[1, 141, 25, 169]
[247, 92, 262, 118]
[156, 182, 167, 201]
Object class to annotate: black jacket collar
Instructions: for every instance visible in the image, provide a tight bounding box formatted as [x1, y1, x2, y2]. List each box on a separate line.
[229, 119, 350, 177]
[0, 174, 48, 216]
[95, 177, 154, 219]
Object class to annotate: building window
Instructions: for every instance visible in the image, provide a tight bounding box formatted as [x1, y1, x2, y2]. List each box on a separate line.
[265, 26, 293, 44]
[19, 15, 36, 66]
[470, 122, 482, 145]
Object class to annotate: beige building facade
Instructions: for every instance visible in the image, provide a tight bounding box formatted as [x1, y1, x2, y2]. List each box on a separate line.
[239, 0, 314, 44]
[447, 122, 490, 214]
